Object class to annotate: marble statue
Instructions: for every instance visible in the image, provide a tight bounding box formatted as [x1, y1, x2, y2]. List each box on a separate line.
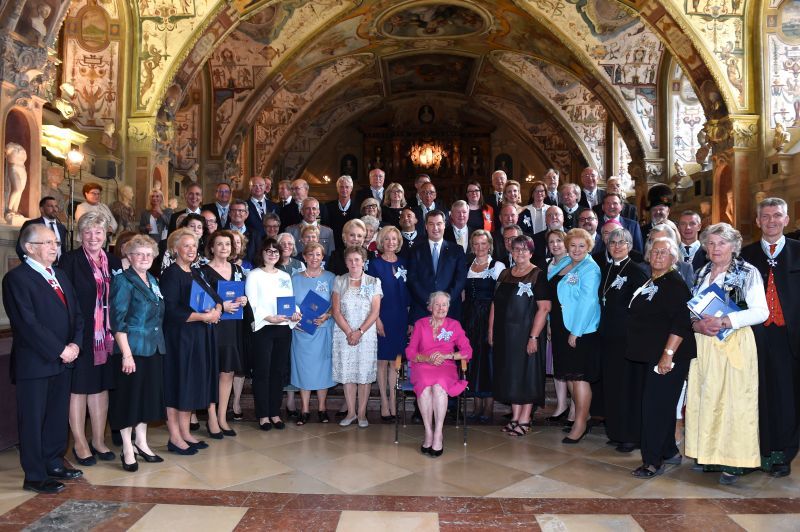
[111, 185, 137, 235]
[30, 4, 51, 46]
[5, 143, 29, 224]
[42, 166, 67, 217]
[673, 160, 694, 189]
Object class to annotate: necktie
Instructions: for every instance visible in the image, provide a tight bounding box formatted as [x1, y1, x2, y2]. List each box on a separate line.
[256, 201, 264, 217]
[220, 207, 228, 226]
[46, 267, 66, 306]
[684, 245, 691, 263]
[432, 242, 440, 274]
[769, 243, 777, 256]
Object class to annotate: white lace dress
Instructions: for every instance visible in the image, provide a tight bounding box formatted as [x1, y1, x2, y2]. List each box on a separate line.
[332, 274, 383, 384]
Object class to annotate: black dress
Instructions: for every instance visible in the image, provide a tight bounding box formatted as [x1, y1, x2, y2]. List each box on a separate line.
[549, 273, 600, 382]
[492, 267, 550, 405]
[383, 206, 402, 229]
[161, 263, 219, 410]
[467, 209, 485, 233]
[201, 263, 246, 374]
[598, 257, 649, 445]
[59, 249, 122, 395]
[462, 261, 502, 397]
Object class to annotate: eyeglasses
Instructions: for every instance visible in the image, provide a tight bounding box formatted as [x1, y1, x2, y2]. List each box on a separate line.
[466, 189, 481, 194]
[608, 240, 628, 247]
[264, 249, 280, 255]
[28, 240, 58, 246]
[578, 217, 597, 223]
[217, 189, 231, 196]
[512, 247, 531, 254]
[230, 209, 247, 213]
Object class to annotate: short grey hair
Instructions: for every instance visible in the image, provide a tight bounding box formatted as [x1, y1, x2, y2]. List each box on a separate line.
[700, 223, 742, 255]
[427, 290, 451, 309]
[645, 236, 680, 264]
[231, 198, 248, 211]
[360, 215, 380, 230]
[757, 197, 788, 217]
[560, 183, 580, 196]
[19, 224, 52, 252]
[77, 210, 110, 234]
[648, 222, 681, 249]
[451, 200, 468, 211]
[606, 227, 633, 249]
[337, 175, 353, 188]
[276, 232, 297, 255]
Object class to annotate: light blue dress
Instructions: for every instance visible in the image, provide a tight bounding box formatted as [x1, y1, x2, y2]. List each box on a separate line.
[290, 271, 336, 390]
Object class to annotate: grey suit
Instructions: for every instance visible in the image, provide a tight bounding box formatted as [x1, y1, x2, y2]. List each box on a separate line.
[286, 223, 335, 258]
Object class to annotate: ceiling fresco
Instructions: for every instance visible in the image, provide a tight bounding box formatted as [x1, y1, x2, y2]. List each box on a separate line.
[378, 3, 488, 38]
[384, 54, 477, 95]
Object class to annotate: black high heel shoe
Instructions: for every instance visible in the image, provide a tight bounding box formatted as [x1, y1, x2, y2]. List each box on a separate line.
[206, 422, 224, 440]
[546, 409, 569, 423]
[189, 421, 200, 431]
[430, 447, 444, 457]
[72, 448, 96, 467]
[562, 428, 590, 444]
[220, 427, 237, 437]
[167, 441, 197, 455]
[134, 444, 163, 463]
[121, 452, 138, 472]
[89, 443, 115, 461]
[421, 445, 432, 455]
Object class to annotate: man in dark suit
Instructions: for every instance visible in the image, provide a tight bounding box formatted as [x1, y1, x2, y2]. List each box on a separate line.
[201, 182, 232, 228]
[226, 200, 258, 263]
[560, 183, 582, 231]
[593, 177, 637, 221]
[496, 225, 523, 267]
[530, 206, 565, 268]
[17, 196, 68, 261]
[3, 224, 84, 493]
[280, 178, 308, 231]
[353, 168, 385, 210]
[677, 210, 707, 270]
[286, 198, 335, 257]
[598, 193, 643, 253]
[413, 182, 448, 235]
[578, 167, 606, 210]
[741, 197, 800, 478]
[245, 176, 277, 242]
[641, 200, 671, 242]
[543, 168, 562, 206]
[398, 207, 425, 260]
[167, 183, 203, 234]
[443, 201, 470, 254]
[407, 210, 467, 323]
[485, 170, 508, 224]
[322, 175, 358, 249]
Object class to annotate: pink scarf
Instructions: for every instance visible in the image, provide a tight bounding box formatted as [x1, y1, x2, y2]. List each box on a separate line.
[84, 248, 113, 365]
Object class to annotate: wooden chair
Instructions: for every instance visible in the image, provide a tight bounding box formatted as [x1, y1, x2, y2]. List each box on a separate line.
[393, 355, 469, 446]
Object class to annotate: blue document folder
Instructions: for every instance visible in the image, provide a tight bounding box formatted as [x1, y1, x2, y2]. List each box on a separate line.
[218, 280, 245, 320]
[687, 283, 741, 340]
[276, 296, 295, 317]
[190, 281, 216, 313]
[297, 290, 331, 335]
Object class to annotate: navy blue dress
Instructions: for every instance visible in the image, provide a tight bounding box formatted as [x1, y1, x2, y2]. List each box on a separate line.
[367, 256, 410, 361]
[161, 263, 219, 410]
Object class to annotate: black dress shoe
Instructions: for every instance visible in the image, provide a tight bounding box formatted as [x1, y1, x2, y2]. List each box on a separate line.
[271, 419, 286, 430]
[134, 444, 164, 463]
[335, 410, 347, 418]
[381, 415, 396, 423]
[616, 443, 638, 453]
[72, 448, 96, 467]
[221, 428, 237, 437]
[189, 422, 200, 431]
[23, 479, 65, 494]
[47, 467, 83, 480]
[89, 443, 115, 461]
[546, 410, 569, 423]
[121, 454, 138, 472]
[286, 409, 299, 420]
[189, 440, 208, 449]
[259, 421, 273, 431]
[206, 423, 224, 440]
[232, 410, 243, 421]
[562, 429, 590, 444]
[430, 447, 444, 457]
[420, 445, 432, 455]
[771, 463, 791, 478]
[167, 441, 197, 455]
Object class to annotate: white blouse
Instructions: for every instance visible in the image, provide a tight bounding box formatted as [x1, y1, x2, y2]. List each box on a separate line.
[246, 267, 297, 332]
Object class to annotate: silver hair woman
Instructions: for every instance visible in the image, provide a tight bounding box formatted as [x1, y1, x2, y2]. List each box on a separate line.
[685, 223, 769, 484]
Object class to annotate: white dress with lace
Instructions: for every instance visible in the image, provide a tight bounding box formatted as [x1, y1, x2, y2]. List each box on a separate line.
[332, 274, 383, 384]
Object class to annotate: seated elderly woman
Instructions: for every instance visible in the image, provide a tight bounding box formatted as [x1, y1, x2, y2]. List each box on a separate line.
[406, 292, 473, 457]
[686, 223, 769, 484]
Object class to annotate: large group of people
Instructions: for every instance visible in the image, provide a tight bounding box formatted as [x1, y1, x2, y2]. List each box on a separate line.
[5, 167, 799, 495]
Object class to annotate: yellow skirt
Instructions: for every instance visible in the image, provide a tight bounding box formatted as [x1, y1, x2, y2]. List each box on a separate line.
[684, 327, 760, 468]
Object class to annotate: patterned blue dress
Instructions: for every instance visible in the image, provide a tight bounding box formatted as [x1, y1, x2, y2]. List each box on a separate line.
[290, 271, 336, 390]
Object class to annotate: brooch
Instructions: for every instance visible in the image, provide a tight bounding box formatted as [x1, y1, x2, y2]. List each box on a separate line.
[395, 266, 407, 281]
[111, 268, 122, 276]
[279, 278, 291, 289]
[566, 273, 579, 285]
[523, 217, 531, 227]
[359, 284, 375, 298]
[516, 282, 533, 297]
[363, 259, 370, 271]
[234, 271, 243, 282]
[436, 328, 454, 341]
[151, 283, 163, 299]
[315, 280, 329, 293]
[642, 284, 659, 301]
[611, 275, 627, 290]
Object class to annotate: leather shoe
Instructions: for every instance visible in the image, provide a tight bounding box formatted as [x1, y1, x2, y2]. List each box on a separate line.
[89, 443, 115, 461]
[615, 443, 638, 453]
[770, 463, 791, 478]
[47, 466, 83, 480]
[23, 479, 64, 494]
[72, 448, 96, 467]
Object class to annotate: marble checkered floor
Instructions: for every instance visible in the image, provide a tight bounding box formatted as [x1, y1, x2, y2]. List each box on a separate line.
[1, 419, 799, 530]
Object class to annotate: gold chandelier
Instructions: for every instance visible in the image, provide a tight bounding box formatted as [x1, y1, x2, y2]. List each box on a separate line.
[410, 141, 446, 170]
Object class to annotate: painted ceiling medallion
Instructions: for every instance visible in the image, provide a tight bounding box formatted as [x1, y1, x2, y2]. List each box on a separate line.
[379, 2, 488, 39]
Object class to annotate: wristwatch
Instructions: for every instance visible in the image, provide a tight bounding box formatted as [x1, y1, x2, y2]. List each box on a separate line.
[664, 349, 675, 356]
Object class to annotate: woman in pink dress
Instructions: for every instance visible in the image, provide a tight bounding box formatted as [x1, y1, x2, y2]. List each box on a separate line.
[406, 291, 472, 457]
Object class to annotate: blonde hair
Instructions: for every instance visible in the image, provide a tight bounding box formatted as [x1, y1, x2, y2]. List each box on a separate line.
[376, 225, 403, 253]
[167, 227, 198, 253]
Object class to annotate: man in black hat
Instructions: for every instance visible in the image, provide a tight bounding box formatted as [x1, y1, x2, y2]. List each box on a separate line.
[641, 185, 672, 241]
